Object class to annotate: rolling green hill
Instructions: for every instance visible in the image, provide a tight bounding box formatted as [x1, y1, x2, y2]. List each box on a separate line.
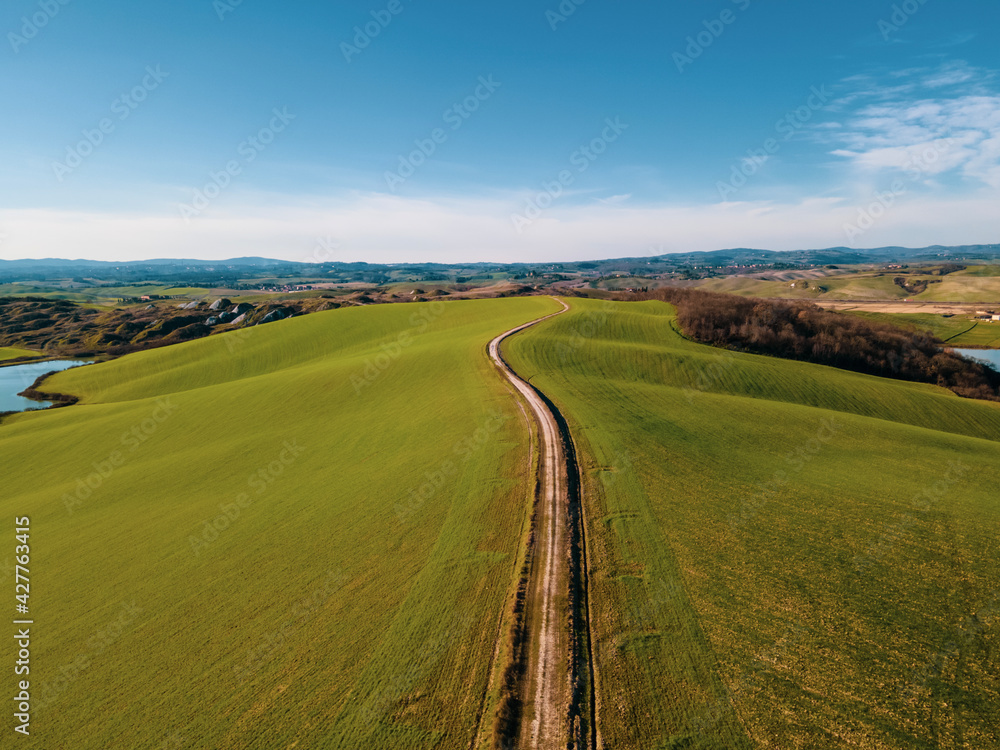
[0, 346, 38, 361]
[0, 297, 559, 749]
[696, 266, 1000, 303]
[504, 298, 1000, 749]
[847, 311, 1000, 348]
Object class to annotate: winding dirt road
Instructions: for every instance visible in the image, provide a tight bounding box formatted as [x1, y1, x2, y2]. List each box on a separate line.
[488, 298, 579, 749]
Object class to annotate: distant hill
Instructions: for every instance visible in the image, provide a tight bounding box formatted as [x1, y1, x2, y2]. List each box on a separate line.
[2, 244, 998, 276]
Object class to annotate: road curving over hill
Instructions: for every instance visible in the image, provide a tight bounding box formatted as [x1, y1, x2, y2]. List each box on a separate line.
[487, 298, 598, 750]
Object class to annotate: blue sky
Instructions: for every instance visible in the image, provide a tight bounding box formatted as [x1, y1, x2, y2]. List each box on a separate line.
[1, 0, 998, 262]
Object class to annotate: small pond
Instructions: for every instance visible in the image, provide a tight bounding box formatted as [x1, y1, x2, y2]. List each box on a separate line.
[953, 348, 1000, 372]
[0, 360, 92, 413]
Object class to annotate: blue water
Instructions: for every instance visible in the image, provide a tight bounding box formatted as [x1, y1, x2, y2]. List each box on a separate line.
[0, 360, 92, 413]
[954, 348, 1000, 372]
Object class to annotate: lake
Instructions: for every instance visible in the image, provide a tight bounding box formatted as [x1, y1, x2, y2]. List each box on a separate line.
[0, 360, 92, 413]
[954, 348, 1000, 372]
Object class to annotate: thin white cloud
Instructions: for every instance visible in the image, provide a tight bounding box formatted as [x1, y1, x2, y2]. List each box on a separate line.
[823, 62, 1000, 189]
[1, 190, 996, 264]
[596, 194, 632, 205]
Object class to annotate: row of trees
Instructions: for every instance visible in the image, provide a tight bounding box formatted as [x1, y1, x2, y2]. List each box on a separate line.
[632, 288, 1000, 402]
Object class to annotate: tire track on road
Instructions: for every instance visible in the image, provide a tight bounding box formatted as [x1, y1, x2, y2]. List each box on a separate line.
[487, 298, 598, 750]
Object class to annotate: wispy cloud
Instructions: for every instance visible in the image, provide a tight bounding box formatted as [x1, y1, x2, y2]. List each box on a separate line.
[1, 190, 997, 263]
[823, 61, 1000, 188]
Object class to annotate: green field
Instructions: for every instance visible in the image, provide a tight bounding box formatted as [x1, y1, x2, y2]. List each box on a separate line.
[0, 346, 38, 361]
[1, 297, 559, 749]
[504, 298, 1000, 749]
[697, 266, 1000, 303]
[0, 282, 211, 304]
[847, 311, 1000, 348]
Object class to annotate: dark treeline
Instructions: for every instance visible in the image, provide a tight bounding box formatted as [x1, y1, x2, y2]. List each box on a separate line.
[631, 288, 1000, 402]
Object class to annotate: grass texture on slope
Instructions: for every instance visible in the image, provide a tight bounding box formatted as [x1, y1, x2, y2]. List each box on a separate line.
[848, 311, 1000, 348]
[0, 346, 38, 361]
[504, 298, 1000, 750]
[0, 297, 559, 750]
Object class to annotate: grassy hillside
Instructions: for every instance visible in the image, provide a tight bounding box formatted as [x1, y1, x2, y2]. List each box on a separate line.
[504, 298, 1000, 750]
[0, 346, 38, 361]
[0, 283, 212, 304]
[1, 296, 559, 749]
[848, 311, 1000, 348]
[696, 266, 1000, 303]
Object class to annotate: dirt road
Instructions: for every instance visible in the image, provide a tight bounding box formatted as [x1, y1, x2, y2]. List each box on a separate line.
[488, 299, 578, 749]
